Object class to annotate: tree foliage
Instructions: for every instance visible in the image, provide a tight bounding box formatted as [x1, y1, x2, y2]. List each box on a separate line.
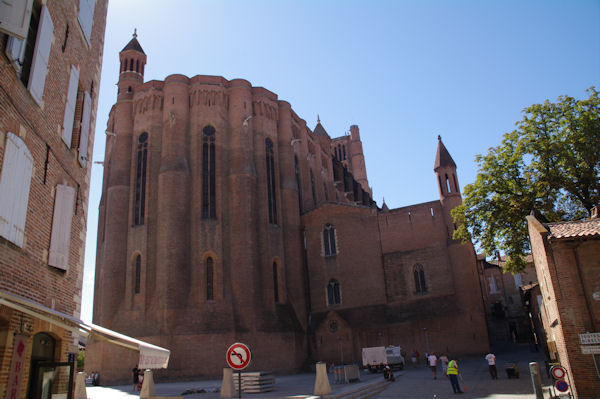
[453, 87, 600, 273]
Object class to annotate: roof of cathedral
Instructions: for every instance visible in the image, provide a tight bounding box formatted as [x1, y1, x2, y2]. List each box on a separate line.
[313, 115, 328, 136]
[546, 218, 600, 240]
[434, 135, 456, 170]
[121, 30, 145, 54]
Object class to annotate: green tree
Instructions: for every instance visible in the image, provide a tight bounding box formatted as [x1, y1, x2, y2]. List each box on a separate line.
[453, 87, 600, 273]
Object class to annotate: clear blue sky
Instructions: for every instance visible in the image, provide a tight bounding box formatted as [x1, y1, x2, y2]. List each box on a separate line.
[81, 0, 600, 322]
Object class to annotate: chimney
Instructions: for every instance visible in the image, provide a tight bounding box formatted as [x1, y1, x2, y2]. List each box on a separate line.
[591, 206, 599, 219]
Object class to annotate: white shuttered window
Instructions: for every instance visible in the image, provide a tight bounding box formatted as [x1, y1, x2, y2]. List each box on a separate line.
[28, 4, 54, 105]
[78, 91, 92, 166]
[62, 66, 79, 147]
[0, 0, 33, 39]
[48, 184, 75, 270]
[77, 0, 95, 44]
[0, 133, 33, 247]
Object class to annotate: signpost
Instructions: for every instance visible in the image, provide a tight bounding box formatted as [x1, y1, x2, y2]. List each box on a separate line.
[551, 365, 566, 380]
[226, 343, 251, 399]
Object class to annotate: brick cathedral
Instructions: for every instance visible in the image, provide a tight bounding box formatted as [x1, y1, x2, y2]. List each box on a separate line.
[90, 34, 489, 383]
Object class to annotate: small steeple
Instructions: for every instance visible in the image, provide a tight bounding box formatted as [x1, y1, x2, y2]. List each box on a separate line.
[313, 116, 328, 136]
[434, 135, 456, 171]
[121, 29, 145, 54]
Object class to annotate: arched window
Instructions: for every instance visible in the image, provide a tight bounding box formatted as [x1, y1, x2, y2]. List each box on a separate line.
[327, 279, 341, 305]
[414, 264, 427, 294]
[202, 125, 216, 219]
[343, 145, 346, 160]
[265, 138, 277, 224]
[136, 59, 139, 73]
[134, 254, 141, 294]
[310, 170, 317, 206]
[134, 132, 148, 225]
[445, 173, 451, 193]
[294, 156, 302, 213]
[453, 174, 459, 193]
[129, 58, 133, 71]
[323, 224, 337, 256]
[273, 262, 280, 303]
[206, 257, 214, 300]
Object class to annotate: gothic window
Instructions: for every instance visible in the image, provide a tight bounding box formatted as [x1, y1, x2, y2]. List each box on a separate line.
[273, 262, 280, 303]
[294, 156, 302, 213]
[134, 254, 141, 294]
[327, 279, 341, 305]
[310, 170, 317, 206]
[343, 145, 346, 160]
[202, 125, 216, 219]
[134, 132, 148, 225]
[206, 257, 214, 300]
[265, 138, 277, 224]
[323, 224, 337, 256]
[445, 173, 451, 193]
[414, 264, 427, 294]
[453, 174, 459, 193]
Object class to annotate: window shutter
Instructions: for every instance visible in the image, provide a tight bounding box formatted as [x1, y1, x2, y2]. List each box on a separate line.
[0, 0, 33, 39]
[5, 36, 25, 73]
[62, 66, 79, 147]
[48, 184, 75, 270]
[27, 4, 53, 105]
[0, 133, 33, 247]
[77, 0, 95, 43]
[78, 91, 91, 166]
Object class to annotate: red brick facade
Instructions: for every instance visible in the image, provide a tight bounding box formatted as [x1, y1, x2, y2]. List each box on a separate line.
[0, 0, 108, 397]
[90, 36, 489, 384]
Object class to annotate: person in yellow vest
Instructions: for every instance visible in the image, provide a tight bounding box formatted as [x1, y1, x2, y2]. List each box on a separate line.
[446, 359, 463, 394]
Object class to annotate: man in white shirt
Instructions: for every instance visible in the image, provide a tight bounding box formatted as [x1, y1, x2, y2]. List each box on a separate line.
[428, 352, 438, 379]
[485, 352, 498, 379]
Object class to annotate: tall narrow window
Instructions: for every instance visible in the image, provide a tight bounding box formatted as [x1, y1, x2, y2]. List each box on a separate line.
[414, 264, 427, 294]
[206, 257, 214, 300]
[445, 173, 451, 193]
[265, 138, 277, 224]
[310, 170, 317, 206]
[453, 174, 459, 193]
[134, 254, 141, 294]
[343, 145, 347, 160]
[323, 224, 337, 256]
[134, 132, 148, 225]
[294, 156, 302, 213]
[202, 125, 216, 219]
[273, 262, 279, 303]
[327, 279, 341, 305]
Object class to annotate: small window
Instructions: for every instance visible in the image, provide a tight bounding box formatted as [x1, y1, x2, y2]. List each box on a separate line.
[414, 264, 427, 294]
[327, 279, 341, 305]
[134, 254, 141, 294]
[323, 224, 337, 256]
[206, 257, 214, 300]
[294, 156, 302, 213]
[273, 262, 280, 303]
[310, 170, 317, 206]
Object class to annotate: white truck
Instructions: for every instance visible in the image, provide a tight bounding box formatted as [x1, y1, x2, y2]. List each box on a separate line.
[362, 346, 405, 372]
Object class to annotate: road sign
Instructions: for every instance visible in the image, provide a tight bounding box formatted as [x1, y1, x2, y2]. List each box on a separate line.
[555, 379, 569, 392]
[579, 332, 600, 345]
[226, 343, 251, 370]
[550, 365, 566, 380]
[581, 345, 600, 354]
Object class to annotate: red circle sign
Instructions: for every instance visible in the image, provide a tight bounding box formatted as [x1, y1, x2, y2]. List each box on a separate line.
[226, 343, 251, 370]
[551, 365, 566, 380]
[555, 380, 569, 392]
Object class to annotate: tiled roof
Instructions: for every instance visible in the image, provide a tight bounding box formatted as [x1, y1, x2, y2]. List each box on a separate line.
[547, 218, 600, 240]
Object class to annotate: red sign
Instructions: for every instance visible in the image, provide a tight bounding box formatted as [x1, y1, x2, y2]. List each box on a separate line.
[5, 335, 29, 399]
[226, 343, 251, 370]
[551, 365, 566, 380]
[555, 379, 569, 392]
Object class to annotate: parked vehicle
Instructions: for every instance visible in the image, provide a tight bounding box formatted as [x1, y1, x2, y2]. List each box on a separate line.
[362, 346, 405, 372]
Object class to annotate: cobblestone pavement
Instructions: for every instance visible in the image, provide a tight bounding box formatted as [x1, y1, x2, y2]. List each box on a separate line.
[87, 344, 557, 399]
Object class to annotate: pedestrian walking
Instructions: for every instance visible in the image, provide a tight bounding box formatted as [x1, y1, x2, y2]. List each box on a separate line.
[411, 350, 418, 368]
[132, 365, 140, 392]
[439, 354, 449, 376]
[428, 352, 438, 379]
[485, 352, 498, 379]
[446, 359, 463, 394]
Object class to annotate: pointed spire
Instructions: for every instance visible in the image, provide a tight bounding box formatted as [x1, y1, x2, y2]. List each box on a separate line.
[121, 29, 145, 54]
[313, 116, 328, 136]
[317, 114, 320, 123]
[133, 28, 137, 38]
[434, 135, 456, 170]
[381, 198, 389, 212]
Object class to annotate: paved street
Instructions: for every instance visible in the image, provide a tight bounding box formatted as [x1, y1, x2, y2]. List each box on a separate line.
[87, 345, 556, 399]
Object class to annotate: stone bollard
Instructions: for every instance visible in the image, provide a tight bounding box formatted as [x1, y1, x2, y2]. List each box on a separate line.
[220, 368, 235, 398]
[314, 362, 332, 396]
[529, 362, 543, 399]
[139, 369, 156, 399]
[73, 372, 88, 399]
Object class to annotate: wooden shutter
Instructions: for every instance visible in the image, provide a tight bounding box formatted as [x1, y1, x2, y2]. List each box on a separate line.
[5, 36, 25, 73]
[62, 66, 79, 147]
[48, 184, 75, 270]
[78, 91, 91, 166]
[77, 0, 95, 43]
[27, 4, 53, 105]
[0, 133, 33, 247]
[0, 0, 33, 39]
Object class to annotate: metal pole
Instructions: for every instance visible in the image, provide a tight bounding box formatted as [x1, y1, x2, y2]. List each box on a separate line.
[238, 371, 242, 399]
[529, 362, 543, 399]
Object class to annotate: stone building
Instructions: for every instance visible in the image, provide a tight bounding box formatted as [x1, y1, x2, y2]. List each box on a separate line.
[527, 211, 600, 398]
[0, 0, 108, 397]
[91, 35, 489, 383]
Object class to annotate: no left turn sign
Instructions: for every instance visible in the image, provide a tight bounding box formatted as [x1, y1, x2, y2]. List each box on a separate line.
[226, 343, 251, 370]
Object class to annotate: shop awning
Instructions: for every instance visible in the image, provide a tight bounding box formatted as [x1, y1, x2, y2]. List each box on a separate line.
[0, 290, 170, 369]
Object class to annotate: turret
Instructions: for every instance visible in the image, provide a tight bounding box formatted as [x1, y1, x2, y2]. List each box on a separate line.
[348, 125, 370, 196]
[117, 29, 146, 100]
[434, 135, 461, 236]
